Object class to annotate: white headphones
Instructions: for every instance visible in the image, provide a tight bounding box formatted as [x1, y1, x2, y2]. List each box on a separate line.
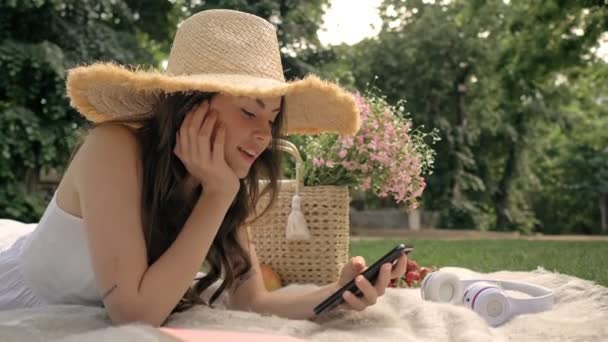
[420, 271, 554, 326]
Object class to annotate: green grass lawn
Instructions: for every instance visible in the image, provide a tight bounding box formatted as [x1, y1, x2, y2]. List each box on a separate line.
[350, 239, 608, 287]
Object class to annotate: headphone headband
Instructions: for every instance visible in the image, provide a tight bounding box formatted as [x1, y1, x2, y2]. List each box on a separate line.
[421, 271, 554, 326]
[460, 279, 554, 315]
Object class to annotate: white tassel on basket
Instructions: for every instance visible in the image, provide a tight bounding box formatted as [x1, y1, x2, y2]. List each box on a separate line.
[285, 193, 312, 240]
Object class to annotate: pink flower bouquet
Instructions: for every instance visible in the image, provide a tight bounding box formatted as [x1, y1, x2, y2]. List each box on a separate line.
[298, 89, 438, 209]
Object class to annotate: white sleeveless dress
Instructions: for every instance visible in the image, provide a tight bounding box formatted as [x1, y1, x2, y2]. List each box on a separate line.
[0, 193, 102, 310]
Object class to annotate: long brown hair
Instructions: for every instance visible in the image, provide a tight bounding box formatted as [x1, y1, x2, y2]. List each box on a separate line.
[80, 91, 285, 314]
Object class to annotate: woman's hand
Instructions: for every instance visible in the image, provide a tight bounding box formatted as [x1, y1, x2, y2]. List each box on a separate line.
[335, 254, 408, 312]
[174, 100, 240, 198]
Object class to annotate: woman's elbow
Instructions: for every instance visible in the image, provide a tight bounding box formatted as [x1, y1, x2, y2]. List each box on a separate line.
[106, 303, 167, 327]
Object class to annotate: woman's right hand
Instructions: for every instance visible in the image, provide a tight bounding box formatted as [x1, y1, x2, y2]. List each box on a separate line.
[174, 100, 240, 198]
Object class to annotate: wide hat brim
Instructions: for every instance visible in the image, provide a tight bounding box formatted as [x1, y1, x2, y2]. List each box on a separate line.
[66, 63, 361, 136]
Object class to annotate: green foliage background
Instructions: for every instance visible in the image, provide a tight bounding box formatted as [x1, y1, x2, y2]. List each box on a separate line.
[1, 0, 606, 234]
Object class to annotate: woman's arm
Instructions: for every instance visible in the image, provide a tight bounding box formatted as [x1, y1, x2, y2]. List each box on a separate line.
[229, 227, 408, 319]
[228, 226, 340, 320]
[77, 124, 233, 327]
[249, 282, 341, 320]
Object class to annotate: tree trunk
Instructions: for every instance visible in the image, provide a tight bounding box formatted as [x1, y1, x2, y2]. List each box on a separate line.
[25, 167, 39, 193]
[493, 112, 525, 231]
[600, 193, 608, 234]
[408, 208, 421, 231]
[450, 66, 471, 207]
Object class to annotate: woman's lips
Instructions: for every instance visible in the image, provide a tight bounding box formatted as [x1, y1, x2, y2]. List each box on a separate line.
[238, 147, 255, 163]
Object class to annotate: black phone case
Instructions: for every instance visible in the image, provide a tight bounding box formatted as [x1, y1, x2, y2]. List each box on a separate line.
[313, 243, 414, 315]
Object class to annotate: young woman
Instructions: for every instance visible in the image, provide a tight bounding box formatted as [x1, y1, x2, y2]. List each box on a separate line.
[0, 9, 408, 326]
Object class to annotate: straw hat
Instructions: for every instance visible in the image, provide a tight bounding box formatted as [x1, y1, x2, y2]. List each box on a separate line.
[66, 9, 360, 135]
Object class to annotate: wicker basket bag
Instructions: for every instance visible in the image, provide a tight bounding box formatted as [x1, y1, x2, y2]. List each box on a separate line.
[249, 139, 350, 285]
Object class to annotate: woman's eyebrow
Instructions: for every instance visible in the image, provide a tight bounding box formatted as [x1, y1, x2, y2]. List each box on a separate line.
[256, 98, 280, 113]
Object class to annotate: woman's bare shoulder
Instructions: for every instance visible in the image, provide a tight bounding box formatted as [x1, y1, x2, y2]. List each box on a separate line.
[57, 123, 143, 217]
[83, 123, 140, 151]
[71, 124, 142, 187]
[77, 123, 141, 164]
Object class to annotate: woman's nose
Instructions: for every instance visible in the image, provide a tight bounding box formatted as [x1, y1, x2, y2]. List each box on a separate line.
[253, 122, 272, 142]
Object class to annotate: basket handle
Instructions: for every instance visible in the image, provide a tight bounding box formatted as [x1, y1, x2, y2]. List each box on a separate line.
[275, 139, 304, 193]
[275, 139, 311, 241]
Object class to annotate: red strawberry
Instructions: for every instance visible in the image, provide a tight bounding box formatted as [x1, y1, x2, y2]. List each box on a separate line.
[406, 271, 421, 284]
[406, 259, 419, 273]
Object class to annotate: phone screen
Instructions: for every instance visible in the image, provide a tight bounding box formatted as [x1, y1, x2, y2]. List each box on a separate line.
[313, 243, 414, 315]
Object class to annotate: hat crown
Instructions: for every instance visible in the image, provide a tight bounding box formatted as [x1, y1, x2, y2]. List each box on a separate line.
[166, 9, 285, 82]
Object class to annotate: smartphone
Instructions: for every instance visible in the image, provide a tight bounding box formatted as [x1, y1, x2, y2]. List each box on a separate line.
[313, 243, 414, 315]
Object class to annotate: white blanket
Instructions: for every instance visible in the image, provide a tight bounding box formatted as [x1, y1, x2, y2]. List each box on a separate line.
[0, 266, 606, 342]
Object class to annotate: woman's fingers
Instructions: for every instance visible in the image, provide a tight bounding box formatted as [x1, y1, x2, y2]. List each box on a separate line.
[343, 263, 393, 312]
[212, 122, 226, 161]
[342, 290, 367, 311]
[390, 254, 408, 279]
[352, 256, 367, 273]
[179, 110, 194, 160]
[199, 110, 217, 159]
[190, 101, 209, 159]
[374, 263, 392, 295]
[354, 256, 366, 266]
[357, 275, 380, 305]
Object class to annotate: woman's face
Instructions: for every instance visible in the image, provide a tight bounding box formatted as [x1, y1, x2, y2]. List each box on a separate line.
[208, 93, 282, 178]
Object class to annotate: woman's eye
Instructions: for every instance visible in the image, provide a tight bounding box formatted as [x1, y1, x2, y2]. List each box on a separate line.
[242, 109, 274, 127]
[241, 109, 256, 118]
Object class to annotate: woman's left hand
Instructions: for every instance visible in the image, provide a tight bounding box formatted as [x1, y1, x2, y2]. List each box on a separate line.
[335, 254, 408, 312]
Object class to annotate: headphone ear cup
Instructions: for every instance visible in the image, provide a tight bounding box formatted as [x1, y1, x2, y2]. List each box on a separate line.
[420, 271, 436, 300]
[420, 272, 462, 304]
[463, 282, 512, 327]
